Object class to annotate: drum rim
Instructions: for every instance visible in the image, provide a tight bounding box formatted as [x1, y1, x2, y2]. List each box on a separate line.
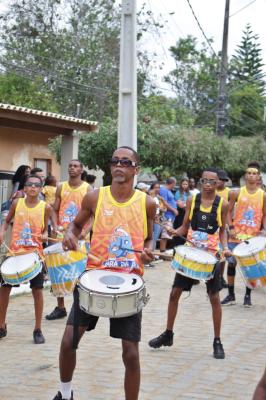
[174, 245, 217, 265]
[233, 237, 266, 257]
[78, 270, 145, 295]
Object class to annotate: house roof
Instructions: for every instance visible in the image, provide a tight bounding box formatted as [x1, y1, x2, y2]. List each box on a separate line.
[0, 103, 98, 135]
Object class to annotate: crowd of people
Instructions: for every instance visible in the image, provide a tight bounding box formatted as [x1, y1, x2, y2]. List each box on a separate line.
[0, 153, 266, 400]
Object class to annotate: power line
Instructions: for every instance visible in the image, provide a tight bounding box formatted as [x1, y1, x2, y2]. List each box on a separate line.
[185, 0, 217, 56]
[230, 0, 257, 18]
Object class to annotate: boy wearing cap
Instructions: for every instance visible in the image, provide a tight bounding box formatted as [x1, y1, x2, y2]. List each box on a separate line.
[221, 162, 266, 307]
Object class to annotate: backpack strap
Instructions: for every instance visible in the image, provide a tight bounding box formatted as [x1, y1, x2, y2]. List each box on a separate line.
[193, 193, 201, 214]
[210, 195, 220, 219]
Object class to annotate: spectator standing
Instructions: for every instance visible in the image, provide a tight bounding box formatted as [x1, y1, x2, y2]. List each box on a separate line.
[173, 178, 190, 246]
[189, 177, 200, 196]
[159, 177, 178, 253]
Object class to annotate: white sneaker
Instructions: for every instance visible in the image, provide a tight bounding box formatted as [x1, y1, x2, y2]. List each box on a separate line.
[164, 249, 174, 256]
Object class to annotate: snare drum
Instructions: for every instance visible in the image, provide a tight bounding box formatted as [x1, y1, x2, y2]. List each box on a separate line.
[233, 236, 266, 289]
[44, 241, 88, 297]
[1, 252, 42, 285]
[78, 269, 149, 318]
[171, 245, 217, 281]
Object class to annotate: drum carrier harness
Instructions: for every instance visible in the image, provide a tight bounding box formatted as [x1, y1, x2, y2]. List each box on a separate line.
[190, 193, 220, 234]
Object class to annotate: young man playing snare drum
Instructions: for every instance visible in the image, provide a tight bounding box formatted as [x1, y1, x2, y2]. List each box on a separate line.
[0, 175, 52, 344]
[221, 161, 266, 307]
[52, 147, 156, 400]
[149, 167, 231, 359]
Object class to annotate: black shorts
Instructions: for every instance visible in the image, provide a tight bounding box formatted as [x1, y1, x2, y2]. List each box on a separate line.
[0, 271, 44, 289]
[173, 262, 221, 294]
[67, 302, 142, 343]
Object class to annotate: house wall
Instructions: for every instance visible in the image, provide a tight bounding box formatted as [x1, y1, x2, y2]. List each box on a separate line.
[0, 126, 60, 178]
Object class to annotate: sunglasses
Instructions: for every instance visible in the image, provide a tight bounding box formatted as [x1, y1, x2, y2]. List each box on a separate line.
[200, 178, 217, 185]
[25, 182, 42, 188]
[110, 158, 138, 168]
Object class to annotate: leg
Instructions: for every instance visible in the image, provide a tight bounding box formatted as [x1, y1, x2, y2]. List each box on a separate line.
[57, 297, 65, 309]
[160, 238, 167, 252]
[122, 340, 140, 400]
[209, 292, 222, 338]
[59, 325, 87, 382]
[253, 367, 266, 400]
[0, 285, 11, 329]
[149, 278, 184, 348]
[32, 288, 43, 330]
[166, 286, 183, 331]
[221, 259, 237, 305]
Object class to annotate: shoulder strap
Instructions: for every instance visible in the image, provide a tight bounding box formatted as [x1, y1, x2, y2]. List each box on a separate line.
[210, 195, 220, 216]
[194, 193, 201, 213]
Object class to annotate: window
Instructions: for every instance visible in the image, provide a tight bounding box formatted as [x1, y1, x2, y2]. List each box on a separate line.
[34, 159, 51, 176]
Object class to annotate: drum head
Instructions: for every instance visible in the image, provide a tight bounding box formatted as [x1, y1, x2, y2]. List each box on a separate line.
[175, 245, 217, 264]
[43, 242, 63, 255]
[1, 252, 39, 274]
[79, 270, 144, 294]
[233, 236, 266, 257]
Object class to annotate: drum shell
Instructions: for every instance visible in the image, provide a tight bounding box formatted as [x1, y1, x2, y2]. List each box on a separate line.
[234, 246, 266, 289]
[44, 242, 88, 297]
[1, 253, 42, 285]
[171, 246, 216, 281]
[78, 271, 148, 318]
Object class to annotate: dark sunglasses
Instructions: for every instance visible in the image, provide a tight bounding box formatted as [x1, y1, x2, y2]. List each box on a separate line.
[110, 158, 138, 168]
[25, 182, 42, 188]
[200, 178, 217, 185]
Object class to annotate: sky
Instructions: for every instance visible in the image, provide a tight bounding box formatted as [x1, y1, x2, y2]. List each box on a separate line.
[0, 0, 265, 91]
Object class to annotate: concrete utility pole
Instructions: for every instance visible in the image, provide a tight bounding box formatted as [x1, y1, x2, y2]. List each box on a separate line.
[216, 0, 230, 136]
[117, 0, 137, 150]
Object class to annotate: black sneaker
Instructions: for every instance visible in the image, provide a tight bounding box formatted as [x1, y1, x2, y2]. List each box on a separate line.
[213, 339, 225, 359]
[243, 294, 252, 308]
[148, 330, 174, 348]
[53, 391, 74, 400]
[0, 325, 7, 339]
[33, 329, 45, 344]
[221, 294, 236, 306]
[45, 307, 67, 320]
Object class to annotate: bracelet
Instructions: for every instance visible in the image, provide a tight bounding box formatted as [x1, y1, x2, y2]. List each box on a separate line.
[229, 225, 234, 230]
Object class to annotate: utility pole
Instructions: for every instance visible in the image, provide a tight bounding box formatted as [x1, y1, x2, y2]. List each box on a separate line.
[216, 0, 230, 136]
[117, 0, 137, 150]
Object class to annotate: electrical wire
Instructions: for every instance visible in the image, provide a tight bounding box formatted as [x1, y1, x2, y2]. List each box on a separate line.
[230, 0, 257, 18]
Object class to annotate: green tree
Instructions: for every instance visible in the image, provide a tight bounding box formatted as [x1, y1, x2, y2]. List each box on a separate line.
[164, 36, 219, 128]
[227, 24, 266, 137]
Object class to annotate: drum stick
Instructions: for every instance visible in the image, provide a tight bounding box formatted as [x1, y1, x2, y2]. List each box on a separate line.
[119, 247, 173, 261]
[2, 242, 16, 256]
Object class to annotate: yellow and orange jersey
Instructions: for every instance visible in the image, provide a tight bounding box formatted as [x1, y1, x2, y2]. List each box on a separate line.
[233, 186, 264, 241]
[10, 198, 46, 257]
[58, 181, 89, 230]
[87, 186, 147, 276]
[217, 187, 230, 202]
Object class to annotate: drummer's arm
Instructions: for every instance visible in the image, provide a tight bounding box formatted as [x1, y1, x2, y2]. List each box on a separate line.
[41, 204, 52, 241]
[261, 193, 266, 233]
[0, 200, 17, 243]
[228, 190, 239, 238]
[141, 195, 156, 263]
[172, 197, 192, 237]
[51, 184, 62, 232]
[63, 190, 97, 250]
[219, 200, 229, 251]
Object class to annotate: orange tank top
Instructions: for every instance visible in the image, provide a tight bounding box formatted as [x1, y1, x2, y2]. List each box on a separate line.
[217, 187, 230, 201]
[233, 186, 264, 241]
[10, 198, 45, 256]
[87, 186, 147, 276]
[58, 181, 89, 229]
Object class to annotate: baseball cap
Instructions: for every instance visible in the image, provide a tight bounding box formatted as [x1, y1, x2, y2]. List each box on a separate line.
[217, 169, 229, 181]
[136, 182, 149, 191]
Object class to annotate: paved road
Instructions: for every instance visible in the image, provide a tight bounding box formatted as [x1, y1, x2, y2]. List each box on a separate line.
[1, 261, 266, 399]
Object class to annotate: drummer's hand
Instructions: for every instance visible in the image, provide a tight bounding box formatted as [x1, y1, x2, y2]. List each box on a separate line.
[78, 229, 87, 240]
[63, 231, 78, 251]
[40, 232, 48, 242]
[168, 228, 177, 236]
[0, 231, 4, 245]
[223, 249, 232, 258]
[141, 248, 154, 264]
[260, 229, 266, 237]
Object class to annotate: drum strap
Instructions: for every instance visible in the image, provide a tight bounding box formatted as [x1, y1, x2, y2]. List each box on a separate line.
[72, 286, 80, 350]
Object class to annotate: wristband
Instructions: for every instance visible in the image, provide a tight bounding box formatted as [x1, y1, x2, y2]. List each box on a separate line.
[229, 225, 234, 230]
